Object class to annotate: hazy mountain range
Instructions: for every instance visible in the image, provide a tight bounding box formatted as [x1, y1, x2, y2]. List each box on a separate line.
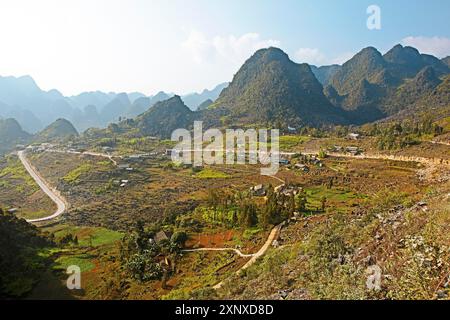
[1, 44, 449, 143]
[0, 75, 228, 134]
[114, 45, 449, 138]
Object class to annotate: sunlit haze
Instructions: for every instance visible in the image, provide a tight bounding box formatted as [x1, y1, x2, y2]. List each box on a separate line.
[0, 0, 449, 95]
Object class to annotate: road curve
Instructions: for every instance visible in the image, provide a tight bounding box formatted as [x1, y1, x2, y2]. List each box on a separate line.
[17, 150, 67, 223]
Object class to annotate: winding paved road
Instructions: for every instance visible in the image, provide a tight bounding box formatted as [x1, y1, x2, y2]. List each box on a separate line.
[18, 150, 67, 223]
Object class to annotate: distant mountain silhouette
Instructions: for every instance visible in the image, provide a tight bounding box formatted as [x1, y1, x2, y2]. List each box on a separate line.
[182, 83, 228, 110]
[0, 44, 448, 137]
[310, 65, 341, 86]
[197, 99, 214, 111]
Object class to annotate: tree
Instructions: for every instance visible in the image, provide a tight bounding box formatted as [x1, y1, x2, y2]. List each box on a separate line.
[126, 251, 163, 282]
[135, 220, 148, 253]
[287, 193, 296, 218]
[207, 189, 220, 210]
[320, 196, 327, 212]
[239, 201, 258, 228]
[295, 192, 307, 212]
[171, 231, 188, 247]
[318, 149, 327, 159]
[327, 177, 334, 189]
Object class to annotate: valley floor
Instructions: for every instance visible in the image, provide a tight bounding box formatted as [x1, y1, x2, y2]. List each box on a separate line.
[1, 134, 449, 300]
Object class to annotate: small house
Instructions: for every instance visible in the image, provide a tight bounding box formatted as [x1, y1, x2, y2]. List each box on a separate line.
[250, 184, 266, 196]
[128, 155, 144, 162]
[118, 163, 131, 170]
[7, 208, 18, 214]
[274, 184, 285, 193]
[346, 146, 361, 155]
[348, 133, 360, 140]
[287, 126, 297, 133]
[153, 230, 173, 243]
[295, 163, 310, 172]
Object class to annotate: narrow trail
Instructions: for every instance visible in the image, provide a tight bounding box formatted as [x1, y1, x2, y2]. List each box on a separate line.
[431, 140, 450, 147]
[208, 223, 284, 290]
[17, 151, 68, 223]
[183, 247, 255, 258]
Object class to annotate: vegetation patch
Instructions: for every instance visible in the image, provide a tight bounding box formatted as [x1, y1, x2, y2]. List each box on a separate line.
[196, 168, 230, 179]
[54, 254, 96, 273]
[279, 135, 311, 150]
[63, 163, 93, 184]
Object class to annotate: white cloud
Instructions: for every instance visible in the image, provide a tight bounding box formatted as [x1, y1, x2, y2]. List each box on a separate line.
[181, 30, 215, 64]
[294, 48, 326, 65]
[293, 48, 355, 66]
[182, 30, 280, 65]
[401, 36, 450, 58]
[213, 33, 280, 64]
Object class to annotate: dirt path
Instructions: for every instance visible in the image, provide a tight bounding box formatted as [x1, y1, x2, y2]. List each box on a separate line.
[183, 247, 255, 258]
[17, 151, 68, 223]
[431, 140, 450, 147]
[211, 223, 284, 290]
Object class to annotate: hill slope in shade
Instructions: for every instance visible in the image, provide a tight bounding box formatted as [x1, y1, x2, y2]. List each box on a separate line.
[417, 74, 450, 109]
[0, 118, 30, 154]
[0, 208, 53, 298]
[387, 66, 442, 113]
[443, 56, 450, 68]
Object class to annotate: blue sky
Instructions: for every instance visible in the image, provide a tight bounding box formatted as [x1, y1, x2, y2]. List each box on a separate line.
[0, 0, 449, 96]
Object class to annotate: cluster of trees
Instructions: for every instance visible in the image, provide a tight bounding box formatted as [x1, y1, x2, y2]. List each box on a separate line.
[118, 220, 187, 284]
[58, 233, 79, 246]
[323, 111, 446, 144]
[364, 116, 444, 150]
[202, 186, 314, 229]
